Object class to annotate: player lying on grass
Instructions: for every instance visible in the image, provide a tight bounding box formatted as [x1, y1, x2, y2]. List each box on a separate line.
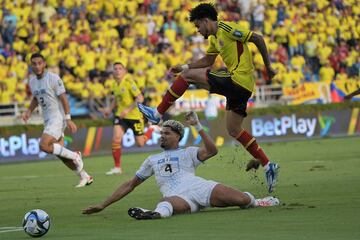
[82, 112, 279, 219]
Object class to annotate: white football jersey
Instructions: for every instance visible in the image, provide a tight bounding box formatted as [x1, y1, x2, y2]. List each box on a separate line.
[29, 71, 66, 122]
[136, 147, 205, 197]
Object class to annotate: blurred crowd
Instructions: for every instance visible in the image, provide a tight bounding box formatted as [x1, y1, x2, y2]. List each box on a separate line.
[0, 0, 359, 106]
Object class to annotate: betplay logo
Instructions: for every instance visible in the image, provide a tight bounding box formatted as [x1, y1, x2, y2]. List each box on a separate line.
[0, 134, 73, 158]
[252, 114, 317, 137]
[0, 134, 41, 157]
[317, 114, 335, 137]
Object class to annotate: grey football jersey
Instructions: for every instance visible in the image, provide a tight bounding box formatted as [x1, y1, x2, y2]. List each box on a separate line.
[29, 71, 66, 122]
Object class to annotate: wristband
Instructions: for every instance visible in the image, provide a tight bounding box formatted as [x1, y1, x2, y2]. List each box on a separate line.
[65, 114, 71, 120]
[195, 123, 203, 131]
[181, 64, 189, 71]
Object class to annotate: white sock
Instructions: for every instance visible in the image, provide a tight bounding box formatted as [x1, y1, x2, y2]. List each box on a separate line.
[77, 169, 89, 179]
[264, 162, 270, 171]
[154, 109, 162, 119]
[154, 201, 173, 218]
[53, 143, 79, 161]
[240, 192, 256, 209]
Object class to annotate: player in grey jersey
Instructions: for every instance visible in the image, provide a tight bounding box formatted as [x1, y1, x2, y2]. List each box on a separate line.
[82, 111, 279, 219]
[22, 53, 93, 188]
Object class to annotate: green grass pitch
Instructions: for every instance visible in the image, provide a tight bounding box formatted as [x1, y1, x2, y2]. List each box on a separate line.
[1, 137, 360, 240]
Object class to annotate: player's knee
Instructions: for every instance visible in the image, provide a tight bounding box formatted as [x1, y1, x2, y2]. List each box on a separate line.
[39, 142, 52, 153]
[240, 192, 255, 209]
[179, 71, 191, 82]
[135, 138, 145, 147]
[112, 139, 121, 145]
[227, 128, 240, 138]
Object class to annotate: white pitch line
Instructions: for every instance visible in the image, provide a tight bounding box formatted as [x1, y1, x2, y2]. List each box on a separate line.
[0, 227, 23, 233]
[0, 229, 23, 233]
[0, 175, 39, 180]
[0, 227, 22, 230]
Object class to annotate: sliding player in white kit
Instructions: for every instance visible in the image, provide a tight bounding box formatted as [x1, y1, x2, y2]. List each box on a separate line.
[82, 111, 279, 219]
[22, 53, 93, 188]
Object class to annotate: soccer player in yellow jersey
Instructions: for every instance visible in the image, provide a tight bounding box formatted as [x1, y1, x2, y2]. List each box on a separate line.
[138, 3, 279, 192]
[101, 62, 153, 175]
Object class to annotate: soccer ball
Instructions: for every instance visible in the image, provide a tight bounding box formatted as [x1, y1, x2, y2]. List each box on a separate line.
[22, 209, 50, 237]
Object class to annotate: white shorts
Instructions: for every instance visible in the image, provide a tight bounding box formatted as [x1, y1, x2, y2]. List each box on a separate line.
[43, 119, 66, 140]
[172, 179, 219, 213]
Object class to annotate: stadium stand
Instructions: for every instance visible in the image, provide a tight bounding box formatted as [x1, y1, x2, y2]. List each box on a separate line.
[0, 0, 359, 121]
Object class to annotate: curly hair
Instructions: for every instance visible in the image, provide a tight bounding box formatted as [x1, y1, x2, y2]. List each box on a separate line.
[162, 120, 185, 140]
[189, 3, 218, 22]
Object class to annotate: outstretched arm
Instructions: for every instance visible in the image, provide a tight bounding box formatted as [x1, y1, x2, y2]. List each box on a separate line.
[171, 54, 217, 74]
[249, 32, 277, 79]
[344, 88, 360, 100]
[82, 176, 143, 214]
[185, 111, 218, 161]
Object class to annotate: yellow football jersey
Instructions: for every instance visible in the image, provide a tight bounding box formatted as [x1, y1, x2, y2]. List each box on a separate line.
[113, 74, 142, 119]
[207, 21, 255, 92]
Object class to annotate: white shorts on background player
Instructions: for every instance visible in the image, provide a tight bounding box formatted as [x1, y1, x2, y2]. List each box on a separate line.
[135, 147, 219, 212]
[43, 118, 66, 140]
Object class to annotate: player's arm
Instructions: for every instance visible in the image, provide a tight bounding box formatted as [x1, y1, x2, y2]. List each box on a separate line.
[127, 93, 144, 112]
[82, 176, 143, 214]
[222, 21, 276, 79]
[58, 93, 77, 133]
[249, 32, 277, 79]
[22, 97, 38, 122]
[189, 54, 217, 69]
[171, 52, 217, 73]
[344, 88, 360, 100]
[185, 111, 218, 161]
[120, 80, 144, 118]
[99, 97, 116, 118]
[28, 97, 38, 112]
[108, 98, 117, 111]
[197, 126, 218, 161]
[171, 35, 218, 73]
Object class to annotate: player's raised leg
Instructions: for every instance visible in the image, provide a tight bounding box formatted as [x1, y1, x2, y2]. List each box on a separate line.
[142, 124, 157, 142]
[39, 134, 93, 187]
[133, 119, 152, 147]
[226, 111, 279, 193]
[73, 151, 93, 188]
[138, 68, 210, 124]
